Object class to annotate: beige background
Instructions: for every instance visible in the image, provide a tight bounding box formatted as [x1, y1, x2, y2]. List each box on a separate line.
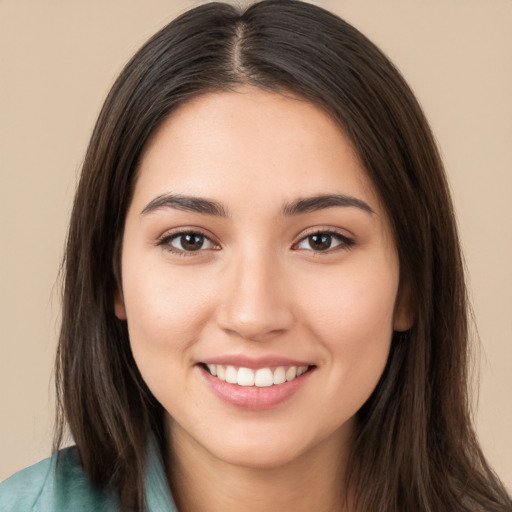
[1, 0, 511, 489]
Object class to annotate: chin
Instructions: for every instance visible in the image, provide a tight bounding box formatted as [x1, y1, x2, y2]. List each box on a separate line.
[210, 440, 306, 470]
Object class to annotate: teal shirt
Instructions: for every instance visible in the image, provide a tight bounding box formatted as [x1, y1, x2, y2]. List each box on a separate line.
[0, 441, 177, 511]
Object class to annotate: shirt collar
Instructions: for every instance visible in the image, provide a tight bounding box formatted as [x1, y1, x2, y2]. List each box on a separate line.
[144, 436, 178, 512]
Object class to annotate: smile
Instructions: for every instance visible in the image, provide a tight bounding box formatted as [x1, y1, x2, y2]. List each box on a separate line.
[199, 361, 315, 410]
[203, 364, 310, 387]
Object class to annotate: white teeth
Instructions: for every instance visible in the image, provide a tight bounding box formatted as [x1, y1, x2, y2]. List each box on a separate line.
[205, 363, 310, 386]
[237, 367, 255, 387]
[255, 368, 274, 387]
[285, 366, 297, 381]
[297, 365, 308, 376]
[216, 365, 226, 381]
[225, 365, 237, 384]
[273, 366, 286, 385]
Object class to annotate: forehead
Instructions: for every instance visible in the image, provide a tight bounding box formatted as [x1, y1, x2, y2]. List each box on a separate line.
[134, 87, 381, 216]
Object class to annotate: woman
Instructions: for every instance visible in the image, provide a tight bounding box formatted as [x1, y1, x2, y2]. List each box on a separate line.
[1, 1, 510, 511]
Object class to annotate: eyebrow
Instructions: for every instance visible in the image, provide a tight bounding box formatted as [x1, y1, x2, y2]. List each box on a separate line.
[141, 194, 229, 217]
[140, 192, 374, 218]
[282, 194, 374, 216]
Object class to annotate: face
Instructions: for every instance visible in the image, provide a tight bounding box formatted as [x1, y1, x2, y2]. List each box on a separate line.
[116, 87, 411, 470]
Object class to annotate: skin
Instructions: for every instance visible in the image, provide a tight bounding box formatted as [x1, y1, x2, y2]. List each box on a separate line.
[115, 87, 412, 512]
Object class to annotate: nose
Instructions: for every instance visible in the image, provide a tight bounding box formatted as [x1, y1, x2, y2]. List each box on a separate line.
[215, 251, 295, 342]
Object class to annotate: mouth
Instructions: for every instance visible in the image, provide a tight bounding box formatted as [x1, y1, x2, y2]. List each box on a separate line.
[200, 363, 315, 387]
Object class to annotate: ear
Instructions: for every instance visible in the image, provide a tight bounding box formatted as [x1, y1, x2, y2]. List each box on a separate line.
[393, 282, 414, 332]
[114, 287, 127, 320]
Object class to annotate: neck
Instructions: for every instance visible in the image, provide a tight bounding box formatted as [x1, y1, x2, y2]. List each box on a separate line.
[166, 419, 354, 512]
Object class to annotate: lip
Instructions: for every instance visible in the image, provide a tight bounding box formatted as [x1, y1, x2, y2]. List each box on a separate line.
[197, 363, 314, 410]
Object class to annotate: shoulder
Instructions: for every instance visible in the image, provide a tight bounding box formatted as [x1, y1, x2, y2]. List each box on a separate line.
[0, 446, 119, 512]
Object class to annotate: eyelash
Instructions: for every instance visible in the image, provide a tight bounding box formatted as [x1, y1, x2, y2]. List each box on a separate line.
[157, 229, 355, 256]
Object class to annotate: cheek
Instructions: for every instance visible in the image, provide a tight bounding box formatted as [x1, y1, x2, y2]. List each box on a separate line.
[299, 258, 398, 339]
[121, 261, 222, 412]
[296, 256, 398, 391]
[121, 259, 218, 363]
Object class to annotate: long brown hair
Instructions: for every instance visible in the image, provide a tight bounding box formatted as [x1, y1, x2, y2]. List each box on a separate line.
[54, 1, 512, 510]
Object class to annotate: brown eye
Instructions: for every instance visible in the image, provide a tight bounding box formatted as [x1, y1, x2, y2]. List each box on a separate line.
[295, 231, 354, 252]
[166, 232, 216, 252]
[180, 233, 204, 251]
[308, 234, 333, 251]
